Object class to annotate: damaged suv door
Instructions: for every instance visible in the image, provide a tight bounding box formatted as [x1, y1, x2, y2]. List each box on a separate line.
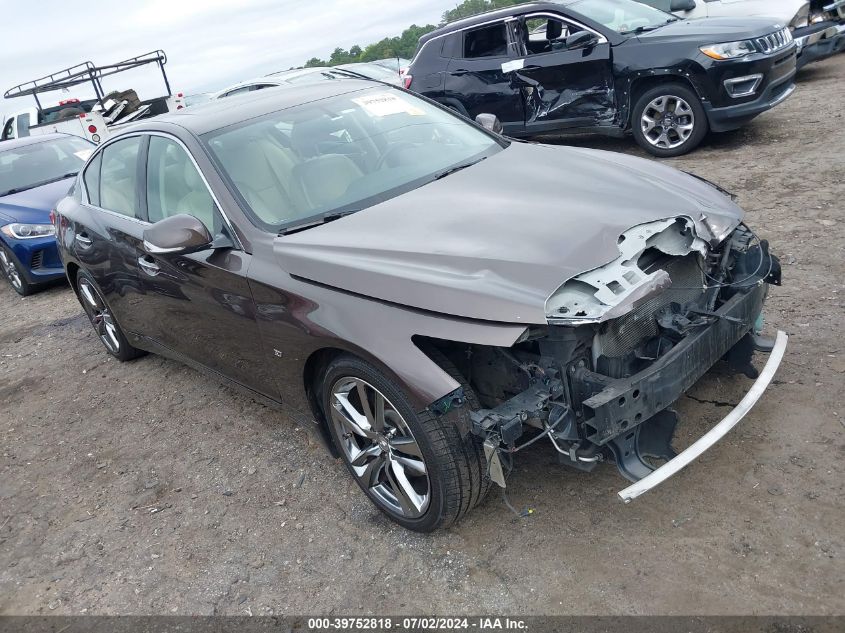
[514, 13, 616, 133]
[443, 20, 526, 132]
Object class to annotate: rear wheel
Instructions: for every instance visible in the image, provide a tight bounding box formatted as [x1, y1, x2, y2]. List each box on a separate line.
[0, 245, 33, 296]
[76, 271, 144, 361]
[632, 83, 708, 157]
[321, 354, 487, 532]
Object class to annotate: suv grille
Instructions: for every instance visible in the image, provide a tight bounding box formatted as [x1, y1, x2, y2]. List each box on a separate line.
[755, 27, 793, 54]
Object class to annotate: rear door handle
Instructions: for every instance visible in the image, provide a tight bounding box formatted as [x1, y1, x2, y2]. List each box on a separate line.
[138, 256, 160, 276]
[451, 69, 471, 76]
[75, 232, 93, 247]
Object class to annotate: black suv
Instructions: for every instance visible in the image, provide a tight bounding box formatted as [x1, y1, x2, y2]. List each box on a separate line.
[406, 0, 798, 156]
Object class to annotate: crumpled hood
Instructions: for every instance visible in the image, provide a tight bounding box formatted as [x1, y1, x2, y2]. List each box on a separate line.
[274, 142, 743, 324]
[0, 178, 74, 224]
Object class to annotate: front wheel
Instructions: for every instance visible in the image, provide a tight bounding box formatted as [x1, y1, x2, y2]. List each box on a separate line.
[0, 244, 33, 296]
[76, 270, 144, 362]
[321, 354, 487, 532]
[631, 83, 708, 157]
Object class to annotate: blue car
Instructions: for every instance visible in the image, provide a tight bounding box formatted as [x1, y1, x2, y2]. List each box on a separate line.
[0, 134, 93, 295]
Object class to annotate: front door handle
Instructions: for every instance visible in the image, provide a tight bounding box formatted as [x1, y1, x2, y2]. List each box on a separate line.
[451, 69, 471, 76]
[75, 232, 93, 247]
[138, 255, 160, 276]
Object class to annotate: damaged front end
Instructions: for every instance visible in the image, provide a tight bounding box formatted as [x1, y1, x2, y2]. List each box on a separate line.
[432, 217, 786, 500]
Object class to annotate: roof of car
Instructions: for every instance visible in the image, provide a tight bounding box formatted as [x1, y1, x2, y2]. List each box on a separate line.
[0, 133, 76, 152]
[417, 1, 577, 46]
[213, 67, 361, 98]
[144, 78, 382, 136]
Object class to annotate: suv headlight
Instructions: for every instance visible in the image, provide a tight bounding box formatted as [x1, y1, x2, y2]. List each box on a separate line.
[701, 40, 757, 60]
[0, 223, 56, 239]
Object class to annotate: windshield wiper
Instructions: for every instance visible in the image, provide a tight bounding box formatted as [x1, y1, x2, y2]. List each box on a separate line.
[621, 18, 676, 35]
[278, 210, 358, 236]
[0, 172, 79, 197]
[433, 156, 487, 181]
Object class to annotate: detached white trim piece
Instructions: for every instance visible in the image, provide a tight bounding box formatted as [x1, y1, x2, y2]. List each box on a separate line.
[618, 330, 788, 503]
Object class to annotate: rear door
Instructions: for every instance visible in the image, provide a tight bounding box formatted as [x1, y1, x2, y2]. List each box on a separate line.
[134, 134, 275, 396]
[74, 135, 146, 333]
[444, 19, 526, 133]
[512, 12, 616, 133]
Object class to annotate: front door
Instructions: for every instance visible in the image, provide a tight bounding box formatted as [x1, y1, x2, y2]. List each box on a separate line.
[134, 134, 276, 397]
[444, 19, 526, 133]
[513, 14, 616, 133]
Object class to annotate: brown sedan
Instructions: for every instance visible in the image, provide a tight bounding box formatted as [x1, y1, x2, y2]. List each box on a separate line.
[55, 80, 786, 531]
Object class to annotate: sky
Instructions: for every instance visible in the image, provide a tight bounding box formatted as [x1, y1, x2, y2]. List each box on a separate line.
[1, 0, 457, 111]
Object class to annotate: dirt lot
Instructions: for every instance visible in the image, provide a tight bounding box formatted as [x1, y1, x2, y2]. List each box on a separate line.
[1, 55, 843, 617]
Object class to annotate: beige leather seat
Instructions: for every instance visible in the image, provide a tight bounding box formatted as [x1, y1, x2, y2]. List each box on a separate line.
[176, 159, 217, 234]
[294, 154, 363, 210]
[100, 177, 135, 216]
[215, 136, 303, 224]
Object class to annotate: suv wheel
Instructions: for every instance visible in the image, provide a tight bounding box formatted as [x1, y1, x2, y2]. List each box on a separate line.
[0, 245, 33, 296]
[321, 354, 487, 532]
[76, 271, 144, 361]
[632, 83, 708, 157]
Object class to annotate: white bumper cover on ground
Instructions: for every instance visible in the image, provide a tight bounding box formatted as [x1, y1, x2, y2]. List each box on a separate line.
[618, 330, 788, 503]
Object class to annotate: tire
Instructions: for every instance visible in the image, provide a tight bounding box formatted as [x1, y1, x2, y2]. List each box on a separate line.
[321, 354, 488, 532]
[76, 270, 145, 362]
[0, 244, 34, 296]
[631, 82, 708, 157]
[104, 89, 140, 116]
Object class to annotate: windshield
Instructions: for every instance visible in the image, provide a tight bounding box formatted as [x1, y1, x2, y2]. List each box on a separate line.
[340, 63, 400, 81]
[571, 0, 675, 34]
[203, 87, 503, 232]
[0, 136, 93, 196]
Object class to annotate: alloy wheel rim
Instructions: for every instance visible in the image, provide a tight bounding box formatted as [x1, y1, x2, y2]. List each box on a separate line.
[330, 377, 430, 518]
[0, 250, 22, 290]
[641, 95, 696, 149]
[78, 279, 121, 354]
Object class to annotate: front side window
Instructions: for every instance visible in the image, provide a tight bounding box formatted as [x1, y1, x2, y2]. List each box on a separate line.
[146, 136, 219, 234]
[464, 23, 510, 58]
[522, 16, 574, 54]
[99, 136, 142, 218]
[570, 0, 675, 34]
[203, 87, 503, 232]
[0, 136, 93, 197]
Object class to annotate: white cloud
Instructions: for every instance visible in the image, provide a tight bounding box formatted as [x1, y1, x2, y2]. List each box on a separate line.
[2, 0, 453, 112]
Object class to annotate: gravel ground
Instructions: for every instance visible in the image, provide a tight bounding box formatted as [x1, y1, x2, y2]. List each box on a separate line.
[1, 55, 843, 617]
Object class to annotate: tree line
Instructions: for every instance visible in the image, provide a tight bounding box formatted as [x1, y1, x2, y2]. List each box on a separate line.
[302, 0, 530, 67]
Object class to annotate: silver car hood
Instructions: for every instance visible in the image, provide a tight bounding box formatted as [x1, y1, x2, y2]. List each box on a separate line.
[274, 143, 743, 325]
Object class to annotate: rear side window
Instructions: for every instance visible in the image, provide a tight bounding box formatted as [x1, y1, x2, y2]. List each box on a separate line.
[464, 23, 509, 58]
[84, 152, 102, 206]
[99, 136, 142, 218]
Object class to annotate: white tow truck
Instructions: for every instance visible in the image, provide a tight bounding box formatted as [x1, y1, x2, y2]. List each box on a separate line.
[1, 50, 185, 145]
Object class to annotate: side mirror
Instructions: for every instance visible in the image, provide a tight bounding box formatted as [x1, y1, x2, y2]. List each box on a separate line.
[475, 113, 503, 134]
[143, 214, 213, 255]
[670, 0, 696, 11]
[565, 31, 600, 50]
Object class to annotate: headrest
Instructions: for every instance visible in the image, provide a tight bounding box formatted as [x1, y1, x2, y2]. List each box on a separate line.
[546, 20, 563, 40]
